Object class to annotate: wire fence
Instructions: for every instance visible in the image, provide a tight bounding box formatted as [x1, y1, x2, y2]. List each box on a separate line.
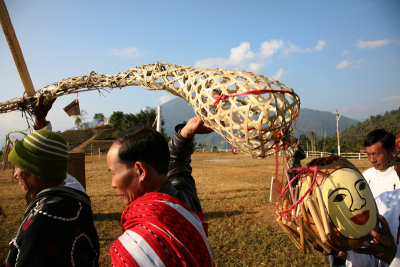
[83, 147, 368, 160]
[304, 151, 367, 159]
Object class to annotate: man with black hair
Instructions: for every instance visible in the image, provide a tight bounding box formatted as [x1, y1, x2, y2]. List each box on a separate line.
[363, 129, 399, 197]
[337, 129, 400, 266]
[108, 117, 214, 266]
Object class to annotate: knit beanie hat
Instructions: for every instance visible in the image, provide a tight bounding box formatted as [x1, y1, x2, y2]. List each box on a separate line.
[8, 130, 69, 180]
[396, 133, 400, 148]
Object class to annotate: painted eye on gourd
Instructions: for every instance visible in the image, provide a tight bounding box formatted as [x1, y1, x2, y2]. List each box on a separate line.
[358, 182, 366, 191]
[334, 194, 346, 202]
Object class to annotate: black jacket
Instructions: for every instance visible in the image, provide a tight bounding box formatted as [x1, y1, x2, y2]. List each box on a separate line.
[5, 186, 99, 267]
[159, 123, 202, 212]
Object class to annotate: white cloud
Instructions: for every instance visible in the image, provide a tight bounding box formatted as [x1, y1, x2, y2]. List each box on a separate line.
[314, 40, 326, 51]
[336, 59, 363, 70]
[194, 57, 229, 69]
[228, 42, 255, 65]
[159, 94, 173, 104]
[336, 60, 350, 69]
[273, 68, 288, 80]
[195, 42, 256, 69]
[194, 39, 325, 73]
[111, 47, 142, 58]
[282, 43, 301, 56]
[260, 40, 283, 58]
[248, 62, 264, 73]
[356, 39, 391, 50]
[380, 95, 400, 103]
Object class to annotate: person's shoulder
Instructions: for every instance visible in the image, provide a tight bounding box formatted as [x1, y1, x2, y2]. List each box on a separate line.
[376, 189, 400, 202]
[387, 166, 398, 175]
[375, 189, 400, 214]
[33, 187, 92, 219]
[362, 167, 375, 176]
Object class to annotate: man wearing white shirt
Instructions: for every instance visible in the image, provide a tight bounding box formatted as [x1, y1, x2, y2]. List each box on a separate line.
[338, 129, 400, 266]
[363, 129, 399, 197]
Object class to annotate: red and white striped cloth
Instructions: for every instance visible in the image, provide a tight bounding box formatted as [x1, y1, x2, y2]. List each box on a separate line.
[110, 192, 213, 266]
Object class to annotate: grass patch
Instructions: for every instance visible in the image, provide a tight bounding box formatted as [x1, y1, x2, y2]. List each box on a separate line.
[61, 129, 94, 149]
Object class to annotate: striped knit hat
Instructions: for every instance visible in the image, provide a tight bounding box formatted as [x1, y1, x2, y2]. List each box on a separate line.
[8, 130, 69, 180]
[396, 133, 400, 148]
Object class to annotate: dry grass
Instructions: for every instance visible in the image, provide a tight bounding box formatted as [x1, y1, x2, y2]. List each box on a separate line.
[0, 152, 373, 266]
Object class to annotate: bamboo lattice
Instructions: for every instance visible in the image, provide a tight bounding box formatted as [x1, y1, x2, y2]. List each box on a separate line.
[0, 63, 300, 158]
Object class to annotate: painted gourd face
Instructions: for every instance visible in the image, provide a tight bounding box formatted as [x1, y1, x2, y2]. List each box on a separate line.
[321, 168, 377, 239]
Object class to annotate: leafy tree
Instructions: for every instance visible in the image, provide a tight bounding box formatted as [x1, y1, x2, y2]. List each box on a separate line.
[74, 117, 82, 129]
[109, 111, 124, 129]
[299, 134, 310, 151]
[309, 107, 400, 153]
[109, 109, 162, 134]
[121, 113, 138, 131]
[309, 131, 316, 151]
[93, 113, 105, 125]
[136, 109, 156, 126]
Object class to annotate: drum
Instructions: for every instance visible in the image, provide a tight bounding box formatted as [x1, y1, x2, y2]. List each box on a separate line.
[276, 155, 378, 253]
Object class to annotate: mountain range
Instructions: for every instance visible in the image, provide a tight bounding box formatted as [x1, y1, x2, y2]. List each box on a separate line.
[161, 97, 359, 149]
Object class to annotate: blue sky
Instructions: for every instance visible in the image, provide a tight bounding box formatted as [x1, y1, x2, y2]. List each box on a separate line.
[0, 0, 399, 144]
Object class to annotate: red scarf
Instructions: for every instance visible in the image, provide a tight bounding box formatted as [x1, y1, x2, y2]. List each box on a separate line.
[111, 192, 213, 266]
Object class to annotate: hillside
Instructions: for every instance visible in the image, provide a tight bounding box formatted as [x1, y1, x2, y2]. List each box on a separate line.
[60, 125, 114, 152]
[293, 108, 358, 138]
[59, 99, 399, 153]
[340, 107, 400, 152]
[161, 97, 359, 149]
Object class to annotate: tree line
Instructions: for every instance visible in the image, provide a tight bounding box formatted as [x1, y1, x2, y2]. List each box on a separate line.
[299, 107, 400, 153]
[107, 107, 165, 139]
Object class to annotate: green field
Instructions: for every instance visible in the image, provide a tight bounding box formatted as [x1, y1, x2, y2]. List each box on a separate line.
[0, 152, 372, 266]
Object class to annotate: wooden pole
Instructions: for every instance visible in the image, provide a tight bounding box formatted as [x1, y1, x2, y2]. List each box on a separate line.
[0, 0, 35, 96]
[336, 110, 341, 156]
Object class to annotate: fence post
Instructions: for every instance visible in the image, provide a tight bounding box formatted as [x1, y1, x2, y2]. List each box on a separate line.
[68, 151, 86, 189]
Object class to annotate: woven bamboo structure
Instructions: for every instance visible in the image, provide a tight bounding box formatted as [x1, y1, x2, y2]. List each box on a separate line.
[0, 63, 300, 158]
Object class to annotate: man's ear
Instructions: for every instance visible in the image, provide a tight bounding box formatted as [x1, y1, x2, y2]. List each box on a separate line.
[134, 161, 148, 182]
[19, 170, 30, 180]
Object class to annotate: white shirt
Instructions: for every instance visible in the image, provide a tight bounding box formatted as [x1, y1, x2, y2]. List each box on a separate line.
[363, 167, 400, 198]
[63, 173, 86, 193]
[376, 190, 400, 267]
[344, 190, 400, 267]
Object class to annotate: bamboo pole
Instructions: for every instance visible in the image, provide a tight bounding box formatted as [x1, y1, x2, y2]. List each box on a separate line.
[0, 0, 35, 96]
[306, 197, 328, 243]
[298, 216, 306, 254]
[303, 223, 332, 254]
[315, 186, 331, 236]
[277, 218, 301, 250]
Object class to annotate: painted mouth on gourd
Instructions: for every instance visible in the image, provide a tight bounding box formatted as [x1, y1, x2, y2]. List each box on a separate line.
[350, 210, 370, 225]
